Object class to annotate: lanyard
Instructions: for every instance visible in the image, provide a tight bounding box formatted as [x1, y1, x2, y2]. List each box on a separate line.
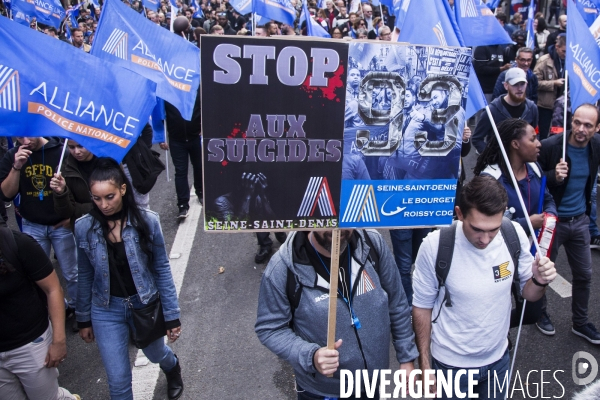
[309, 236, 361, 329]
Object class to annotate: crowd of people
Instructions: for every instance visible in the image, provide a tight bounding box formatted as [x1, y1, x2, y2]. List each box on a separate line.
[0, 0, 599, 399]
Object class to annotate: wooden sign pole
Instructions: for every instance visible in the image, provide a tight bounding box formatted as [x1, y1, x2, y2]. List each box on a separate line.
[326, 229, 341, 378]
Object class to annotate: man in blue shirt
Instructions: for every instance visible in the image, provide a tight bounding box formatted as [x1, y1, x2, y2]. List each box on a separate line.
[538, 104, 600, 344]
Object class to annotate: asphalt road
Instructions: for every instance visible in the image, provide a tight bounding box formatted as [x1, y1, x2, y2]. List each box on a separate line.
[12, 144, 599, 399]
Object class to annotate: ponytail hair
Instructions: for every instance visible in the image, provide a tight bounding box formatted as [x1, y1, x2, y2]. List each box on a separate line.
[87, 157, 153, 259]
[473, 118, 531, 177]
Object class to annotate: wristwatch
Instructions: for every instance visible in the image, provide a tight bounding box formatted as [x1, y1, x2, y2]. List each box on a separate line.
[532, 277, 548, 287]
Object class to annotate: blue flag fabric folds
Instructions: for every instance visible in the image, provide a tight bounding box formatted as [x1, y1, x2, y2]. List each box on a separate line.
[10, 0, 35, 27]
[302, 1, 330, 38]
[0, 16, 157, 162]
[454, 0, 512, 46]
[230, 0, 253, 15]
[526, 1, 535, 48]
[151, 99, 166, 144]
[576, 0, 600, 26]
[566, 4, 600, 110]
[398, 0, 486, 118]
[24, 0, 65, 29]
[254, 0, 296, 25]
[141, 0, 160, 11]
[92, 0, 200, 121]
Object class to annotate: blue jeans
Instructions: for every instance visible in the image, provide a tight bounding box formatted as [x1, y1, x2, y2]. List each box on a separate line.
[169, 137, 202, 207]
[22, 218, 77, 309]
[92, 295, 176, 400]
[389, 228, 431, 306]
[432, 350, 510, 400]
[590, 173, 599, 237]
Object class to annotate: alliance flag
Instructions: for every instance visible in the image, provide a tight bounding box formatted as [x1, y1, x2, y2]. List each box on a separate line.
[0, 16, 157, 162]
[92, 0, 200, 120]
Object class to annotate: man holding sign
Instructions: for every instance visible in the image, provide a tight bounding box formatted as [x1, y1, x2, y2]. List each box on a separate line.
[255, 229, 417, 399]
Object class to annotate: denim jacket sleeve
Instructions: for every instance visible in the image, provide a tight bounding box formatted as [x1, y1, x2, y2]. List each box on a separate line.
[75, 218, 94, 324]
[148, 212, 181, 323]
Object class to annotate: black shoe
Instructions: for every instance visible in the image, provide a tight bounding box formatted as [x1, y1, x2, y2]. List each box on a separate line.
[177, 205, 189, 220]
[162, 355, 184, 400]
[572, 323, 600, 344]
[591, 235, 600, 250]
[536, 311, 556, 336]
[274, 232, 287, 244]
[65, 307, 75, 320]
[254, 247, 272, 264]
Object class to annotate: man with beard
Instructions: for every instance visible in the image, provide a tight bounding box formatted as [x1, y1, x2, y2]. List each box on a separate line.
[536, 104, 600, 343]
[473, 68, 538, 154]
[255, 229, 417, 399]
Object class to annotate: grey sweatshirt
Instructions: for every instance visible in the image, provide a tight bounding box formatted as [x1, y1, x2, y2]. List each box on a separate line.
[255, 230, 418, 397]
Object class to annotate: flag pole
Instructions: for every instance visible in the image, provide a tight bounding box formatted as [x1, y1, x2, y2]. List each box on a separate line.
[562, 70, 568, 161]
[164, 119, 170, 182]
[57, 139, 69, 173]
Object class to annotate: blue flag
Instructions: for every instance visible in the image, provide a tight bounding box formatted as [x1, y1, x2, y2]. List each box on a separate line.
[190, 0, 204, 19]
[92, 0, 200, 121]
[24, 0, 65, 29]
[10, 0, 35, 27]
[526, 0, 535, 48]
[151, 98, 166, 144]
[230, 0, 253, 14]
[393, 0, 411, 30]
[454, 0, 512, 46]
[254, 0, 296, 25]
[0, 16, 157, 162]
[302, 0, 330, 37]
[141, 0, 160, 11]
[567, 4, 600, 110]
[398, 0, 486, 118]
[576, 0, 600, 26]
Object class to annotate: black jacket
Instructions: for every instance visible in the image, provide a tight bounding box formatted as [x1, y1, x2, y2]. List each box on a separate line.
[473, 45, 507, 94]
[53, 154, 96, 229]
[538, 132, 600, 216]
[165, 88, 201, 142]
[472, 96, 539, 153]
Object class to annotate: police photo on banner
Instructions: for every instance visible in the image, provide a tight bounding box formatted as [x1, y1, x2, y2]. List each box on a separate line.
[339, 42, 472, 228]
[201, 36, 347, 232]
[0, 16, 157, 162]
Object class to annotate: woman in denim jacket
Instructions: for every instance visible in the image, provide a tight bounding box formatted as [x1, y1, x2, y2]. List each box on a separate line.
[74, 158, 183, 400]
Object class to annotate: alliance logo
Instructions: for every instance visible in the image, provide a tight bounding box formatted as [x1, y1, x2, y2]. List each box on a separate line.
[297, 177, 337, 217]
[102, 29, 128, 60]
[341, 184, 380, 223]
[0, 65, 20, 112]
[433, 22, 448, 47]
[459, 0, 478, 18]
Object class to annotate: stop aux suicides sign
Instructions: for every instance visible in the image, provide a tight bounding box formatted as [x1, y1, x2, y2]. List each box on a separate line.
[201, 36, 472, 232]
[201, 36, 347, 232]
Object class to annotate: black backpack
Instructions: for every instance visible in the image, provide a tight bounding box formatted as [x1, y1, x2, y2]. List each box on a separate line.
[432, 217, 521, 323]
[286, 230, 380, 322]
[123, 138, 166, 195]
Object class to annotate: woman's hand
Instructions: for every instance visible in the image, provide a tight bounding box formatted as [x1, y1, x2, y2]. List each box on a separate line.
[45, 339, 67, 368]
[49, 173, 66, 194]
[79, 327, 95, 343]
[167, 326, 181, 343]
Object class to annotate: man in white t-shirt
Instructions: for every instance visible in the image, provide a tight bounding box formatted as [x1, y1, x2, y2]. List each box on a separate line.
[412, 176, 556, 399]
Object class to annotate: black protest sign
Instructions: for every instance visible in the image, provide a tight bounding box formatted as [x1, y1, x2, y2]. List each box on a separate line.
[201, 36, 348, 231]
